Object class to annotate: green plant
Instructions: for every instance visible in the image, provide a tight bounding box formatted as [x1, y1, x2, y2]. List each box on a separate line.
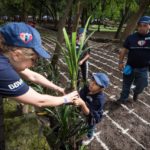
[29, 17, 95, 150]
[62, 16, 95, 90]
[29, 58, 60, 94]
[42, 16, 96, 150]
[44, 105, 88, 150]
[29, 58, 87, 149]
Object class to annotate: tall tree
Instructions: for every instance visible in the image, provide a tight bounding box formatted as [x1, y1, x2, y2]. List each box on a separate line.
[114, 0, 138, 38]
[72, 0, 83, 32]
[51, 0, 73, 67]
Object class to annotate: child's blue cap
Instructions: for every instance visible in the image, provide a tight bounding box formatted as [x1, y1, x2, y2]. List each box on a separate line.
[0, 22, 51, 59]
[78, 28, 87, 34]
[138, 16, 150, 24]
[92, 73, 109, 88]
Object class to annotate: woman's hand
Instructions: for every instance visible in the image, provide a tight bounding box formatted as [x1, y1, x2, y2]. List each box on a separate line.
[57, 87, 65, 95]
[64, 91, 79, 103]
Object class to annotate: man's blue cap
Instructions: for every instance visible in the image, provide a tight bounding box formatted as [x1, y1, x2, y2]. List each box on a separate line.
[0, 22, 51, 59]
[138, 16, 150, 24]
[92, 72, 109, 88]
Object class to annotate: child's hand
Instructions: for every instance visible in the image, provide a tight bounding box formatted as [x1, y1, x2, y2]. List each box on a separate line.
[79, 60, 83, 65]
[73, 98, 84, 106]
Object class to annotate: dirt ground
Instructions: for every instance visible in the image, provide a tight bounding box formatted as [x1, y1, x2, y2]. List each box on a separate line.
[41, 28, 150, 150]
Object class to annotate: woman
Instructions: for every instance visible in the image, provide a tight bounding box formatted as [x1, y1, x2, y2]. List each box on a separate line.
[0, 22, 78, 107]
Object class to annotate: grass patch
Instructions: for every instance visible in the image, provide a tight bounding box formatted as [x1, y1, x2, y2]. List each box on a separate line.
[89, 24, 118, 32]
[4, 100, 49, 150]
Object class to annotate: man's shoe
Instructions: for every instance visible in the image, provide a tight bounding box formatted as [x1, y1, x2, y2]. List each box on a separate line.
[133, 94, 138, 101]
[115, 98, 127, 104]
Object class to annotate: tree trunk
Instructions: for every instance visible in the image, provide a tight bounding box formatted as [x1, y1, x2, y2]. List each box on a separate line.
[21, 0, 27, 22]
[0, 97, 5, 150]
[98, 23, 101, 31]
[97, 0, 106, 32]
[67, 9, 72, 35]
[114, 5, 130, 39]
[51, 0, 73, 67]
[120, 0, 150, 41]
[81, 8, 87, 28]
[72, 0, 83, 32]
[39, 1, 43, 23]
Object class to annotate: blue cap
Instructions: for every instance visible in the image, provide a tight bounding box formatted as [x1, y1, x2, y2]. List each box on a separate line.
[0, 22, 51, 59]
[92, 73, 109, 88]
[78, 28, 86, 34]
[138, 16, 150, 24]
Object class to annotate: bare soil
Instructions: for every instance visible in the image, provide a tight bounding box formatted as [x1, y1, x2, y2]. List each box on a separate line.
[41, 28, 150, 150]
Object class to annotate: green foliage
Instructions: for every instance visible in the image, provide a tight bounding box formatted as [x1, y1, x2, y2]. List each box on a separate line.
[62, 16, 95, 89]
[4, 100, 49, 150]
[30, 16, 95, 150]
[27, 54, 88, 149]
[39, 16, 96, 149]
[90, 0, 139, 21]
[44, 105, 87, 149]
[29, 58, 60, 94]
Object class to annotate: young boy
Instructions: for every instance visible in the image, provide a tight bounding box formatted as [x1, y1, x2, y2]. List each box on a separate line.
[73, 72, 109, 141]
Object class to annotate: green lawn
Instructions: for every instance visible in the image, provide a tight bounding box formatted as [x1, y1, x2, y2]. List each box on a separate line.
[89, 24, 118, 32]
[4, 100, 49, 150]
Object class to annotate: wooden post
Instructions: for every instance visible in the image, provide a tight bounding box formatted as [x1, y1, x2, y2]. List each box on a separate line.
[0, 97, 5, 150]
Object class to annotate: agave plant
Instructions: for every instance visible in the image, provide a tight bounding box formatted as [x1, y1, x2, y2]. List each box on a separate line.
[43, 105, 87, 150]
[42, 17, 96, 149]
[30, 58, 87, 149]
[30, 17, 95, 150]
[61, 16, 95, 90]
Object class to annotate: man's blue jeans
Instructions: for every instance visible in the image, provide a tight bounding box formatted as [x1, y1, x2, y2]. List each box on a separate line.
[120, 67, 149, 100]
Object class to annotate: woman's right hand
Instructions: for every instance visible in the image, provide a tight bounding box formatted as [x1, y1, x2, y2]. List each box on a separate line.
[65, 91, 79, 103]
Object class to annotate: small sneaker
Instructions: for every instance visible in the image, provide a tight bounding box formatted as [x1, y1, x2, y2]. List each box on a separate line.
[133, 94, 138, 102]
[82, 135, 94, 145]
[87, 127, 95, 139]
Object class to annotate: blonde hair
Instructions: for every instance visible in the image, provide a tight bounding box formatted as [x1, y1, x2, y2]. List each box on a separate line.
[0, 33, 36, 59]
